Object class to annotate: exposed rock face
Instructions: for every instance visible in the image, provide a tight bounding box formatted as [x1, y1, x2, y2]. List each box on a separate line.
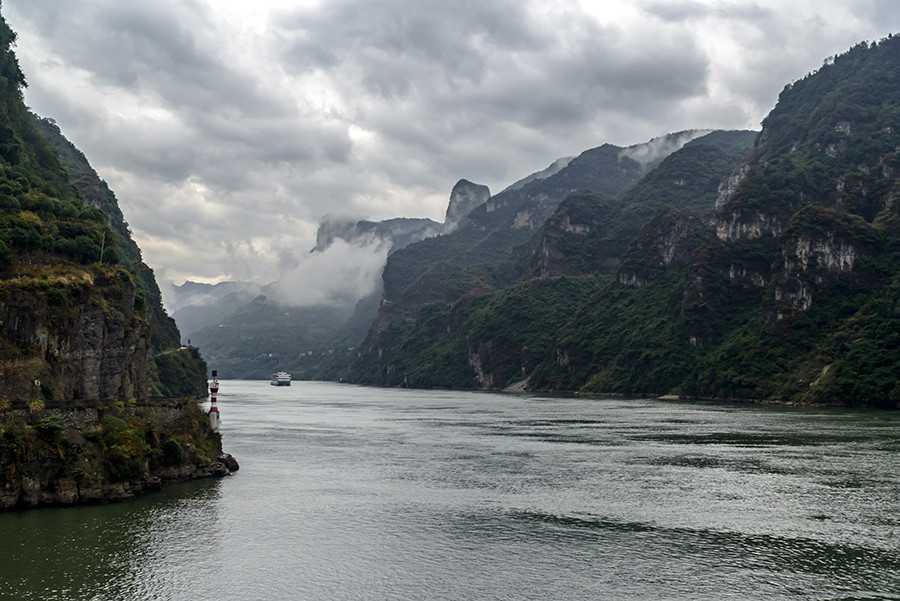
[219, 453, 240, 472]
[0, 10, 232, 512]
[0, 269, 223, 512]
[445, 179, 490, 231]
[618, 209, 703, 287]
[726, 265, 767, 287]
[773, 277, 813, 314]
[772, 233, 861, 316]
[715, 209, 785, 241]
[767, 207, 872, 321]
[0, 268, 148, 407]
[535, 191, 620, 279]
[654, 217, 697, 266]
[559, 217, 591, 235]
[467, 343, 494, 389]
[783, 234, 858, 274]
[313, 179, 491, 256]
[617, 272, 647, 287]
[715, 162, 751, 210]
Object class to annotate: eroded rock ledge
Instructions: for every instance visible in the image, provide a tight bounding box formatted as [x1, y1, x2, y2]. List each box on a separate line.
[0, 400, 238, 511]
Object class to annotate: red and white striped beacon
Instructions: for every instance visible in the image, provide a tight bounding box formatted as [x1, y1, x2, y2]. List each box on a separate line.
[209, 369, 220, 431]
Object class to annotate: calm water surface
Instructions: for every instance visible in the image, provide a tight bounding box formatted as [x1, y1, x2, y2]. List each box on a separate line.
[1, 381, 898, 600]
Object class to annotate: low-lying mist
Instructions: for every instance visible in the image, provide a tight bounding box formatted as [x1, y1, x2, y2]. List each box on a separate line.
[274, 236, 390, 309]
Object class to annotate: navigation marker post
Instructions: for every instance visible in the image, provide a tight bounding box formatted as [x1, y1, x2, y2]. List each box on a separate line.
[209, 369, 220, 431]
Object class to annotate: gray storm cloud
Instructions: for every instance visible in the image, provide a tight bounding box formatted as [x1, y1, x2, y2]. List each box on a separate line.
[4, 0, 899, 287]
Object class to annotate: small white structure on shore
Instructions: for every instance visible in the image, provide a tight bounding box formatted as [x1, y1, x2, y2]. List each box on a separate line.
[209, 369, 220, 432]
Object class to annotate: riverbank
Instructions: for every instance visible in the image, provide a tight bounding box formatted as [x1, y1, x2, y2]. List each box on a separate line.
[0, 399, 238, 511]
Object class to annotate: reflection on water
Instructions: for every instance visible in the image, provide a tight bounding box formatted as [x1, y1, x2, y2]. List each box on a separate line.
[0, 479, 221, 600]
[0, 382, 898, 601]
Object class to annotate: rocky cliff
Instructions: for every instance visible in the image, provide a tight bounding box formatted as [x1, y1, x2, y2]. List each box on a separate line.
[0, 8, 235, 509]
[0, 398, 237, 510]
[444, 179, 491, 230]
[0, 266, 148, 406]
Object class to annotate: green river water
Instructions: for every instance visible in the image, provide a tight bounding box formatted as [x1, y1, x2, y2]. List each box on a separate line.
[0, 381, 897, 600]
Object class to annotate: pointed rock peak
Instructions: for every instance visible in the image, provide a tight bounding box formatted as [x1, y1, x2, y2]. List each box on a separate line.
[450, 178, 489, 196]
[313, 214, 363, 252]
[446, 179, 491, 230]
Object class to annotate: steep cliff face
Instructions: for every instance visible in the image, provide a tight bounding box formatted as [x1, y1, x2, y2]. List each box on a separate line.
[536, 190, 618, 278]
[617, 208, 706, 287]
[31, 116, 181, 354]
[0, 9, 232, 509]
[0, 267, 148, 406]
[767, 206, 879, 322]
[715, 209, 785, 241]
[445, 179, 491, 231]
[0, 399, 233, 510]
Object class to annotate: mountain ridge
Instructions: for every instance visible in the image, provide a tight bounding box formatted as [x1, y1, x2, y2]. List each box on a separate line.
[522, 36, 900, 407]
[347, 130, 756, 386]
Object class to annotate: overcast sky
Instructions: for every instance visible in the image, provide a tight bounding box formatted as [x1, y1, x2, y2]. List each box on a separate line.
[3, 0, 899, 293]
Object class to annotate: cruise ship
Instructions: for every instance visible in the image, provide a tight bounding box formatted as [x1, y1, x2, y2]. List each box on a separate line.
[270, 372, 292, 386]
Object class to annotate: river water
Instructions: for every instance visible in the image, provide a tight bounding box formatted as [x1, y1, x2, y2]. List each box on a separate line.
[0, 381, 898, 600]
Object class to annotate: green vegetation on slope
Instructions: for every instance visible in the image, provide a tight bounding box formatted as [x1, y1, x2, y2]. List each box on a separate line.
[31, 116, 181, 353]
[150, 346, 209, 398]
[349, 34, 900, 409]
[528, 37, 900, 407]
[349, 132, 750, 385]
[0, 399, 221, 503]
[0, 25, 120, 273]
[0, 7, 221, 509]
[348, 131, 756, 390]
[352, 275, 604, 387]
[0, 11, 202, 398]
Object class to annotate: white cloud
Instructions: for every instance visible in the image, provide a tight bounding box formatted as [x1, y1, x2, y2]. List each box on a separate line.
[274, 237, 389, 307]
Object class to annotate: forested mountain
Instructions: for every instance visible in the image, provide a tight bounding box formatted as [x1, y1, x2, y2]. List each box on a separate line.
[348, 36, 900, 408]
[172, 131, 730, 380]
[31, 117, 183, 355]
[0, 10, 228, 509]
[375, 130, 715, 314]
[347, 130, 756, 387]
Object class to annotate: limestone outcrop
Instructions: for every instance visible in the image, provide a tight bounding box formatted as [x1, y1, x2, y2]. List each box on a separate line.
[0, 401, 238, 510]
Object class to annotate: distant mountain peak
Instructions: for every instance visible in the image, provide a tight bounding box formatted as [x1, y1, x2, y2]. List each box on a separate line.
[313, 215, 441, 253]
[618, 129, 715, 170]
[501, 157, 576, 193]
[446, 179, 491, 230]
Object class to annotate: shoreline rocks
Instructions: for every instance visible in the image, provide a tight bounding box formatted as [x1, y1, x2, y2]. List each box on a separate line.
[0, 402, 239, 512]
[0, 455, 239, 511]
